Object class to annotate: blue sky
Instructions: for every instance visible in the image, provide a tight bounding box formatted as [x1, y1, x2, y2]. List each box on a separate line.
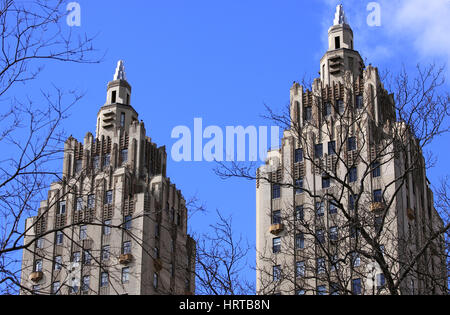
[9, 0, 450, 288]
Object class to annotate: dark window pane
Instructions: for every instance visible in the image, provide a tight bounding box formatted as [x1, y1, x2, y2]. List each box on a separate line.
[295, 206, 304, 221]
[315, 144, 323, 158]
[349, 167, 357, 182]
[352, 278, 362, 295]
[374, 189, 383, 202]
[295, 178, 303, 194]
[294, 148, 303, 163]
[372, 161, 381, 177]
[305, 106, 312, 121]
[272, 184, 281, 199]
[272, 210, 281, 225]
[348, 137, 357, 151]
[328, 141, 336, 155]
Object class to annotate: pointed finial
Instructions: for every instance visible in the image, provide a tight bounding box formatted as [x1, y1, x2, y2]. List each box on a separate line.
[114, 60, 127, 81]
[333, 4, 348, 26]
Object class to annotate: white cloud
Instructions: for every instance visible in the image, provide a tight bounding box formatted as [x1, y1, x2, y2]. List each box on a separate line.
[318, 0, 450, 76]
[384, 0, 450, 60]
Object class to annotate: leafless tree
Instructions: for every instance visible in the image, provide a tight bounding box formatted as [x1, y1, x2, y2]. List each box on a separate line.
[191, 209, 255, 295]
[216, 63, 449, 295]
[0, 0, 99, 294]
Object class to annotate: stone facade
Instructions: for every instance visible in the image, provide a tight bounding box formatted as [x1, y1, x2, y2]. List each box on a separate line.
[256, 6, 446, 295]
[20, 62, 196, 295]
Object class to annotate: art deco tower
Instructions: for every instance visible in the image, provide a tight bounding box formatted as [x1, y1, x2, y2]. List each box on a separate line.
[20, 61, 196, 295]
[256, 5, 446, 295]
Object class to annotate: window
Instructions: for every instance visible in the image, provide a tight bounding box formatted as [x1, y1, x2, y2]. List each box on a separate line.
[272, 184, 281, 199]
[80, 225, 87, 240]
[295, 178, 303, 194]
[124, 215, 132, 230]
[75, 159, 82, 173]
[34, 260, 42, 272]
[349, 167, 357, 183]
[374, 216, 383, 233]
[93, 156, 100, 170]
[103, 219, 111, 235]
[372, 161, 381, 177]
[171, 239, 176, 253]
[295, 206, 304, 221]
[294, 148, 303, 163]
[328, 141, 336, 155]
[295, 233, 304, 249]
[356, 95, 363, 109]
[314, 143, 323, 158]
[32, 285, 41, 295]
[322, 175, 330, 188]
[111, 91, 117, 103]
[350, 225, 359, 239]
[348, 137, 357, 151]
[127, 94, 130, 105]
[351, 252, 360, 267]
[54, 256, 62, 270]
[331, 254, 339, 271]
[56, 231, 63, 245]
[349, 194, 357, 211]
[316, 201, 324, 217]
[122, 267, 130, 283]
[100, 272, 109, 288]
[36, 238, 44, 249]
[337, 100, 345, 114]
[176, 212, 181, 226]
[121, 149, 128, 164]
[272, 237, 281, 254]
[103, 154, 111, 167]
[376, 273, 385, 289]
[83, 250, 92, 265]
[52, 282, 61, 295]
[330, 282, 340, 295]
[317, 285, 327, 295]
[123, 241, 132, 255]
[153, 273, 159, 289]
[273, 265, 282, 282]
[296, 289, 305, 295]
[76, 197, 83, 211]
[155, 223, 160, 238]
[101, 246, 110, 261]
[296, 261, 305, 278]
[58, 201, 66, 215]
[81, 276, 90, 292]
[352, 278, 362, 295]
[272, 210, 281, 224]
[335, 36, 340, 49]
[72, 251, 81, 263]
[316, 229, 325, 244]
[105, 190, 113, 205]
[323, 102, 332, 117]
[120, 112, 125, 127]
[329, 201, 338, 214]
[329, 226, 338, 242]
[87, 194, 95, 209]
[304, 106, 312, 121]
[373, 189, 383, 203]
[154, 247, 160, 259]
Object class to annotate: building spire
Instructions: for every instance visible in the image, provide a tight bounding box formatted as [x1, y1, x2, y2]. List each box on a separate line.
[333, 4, 348, 26]
[113, 60, 127, 81]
